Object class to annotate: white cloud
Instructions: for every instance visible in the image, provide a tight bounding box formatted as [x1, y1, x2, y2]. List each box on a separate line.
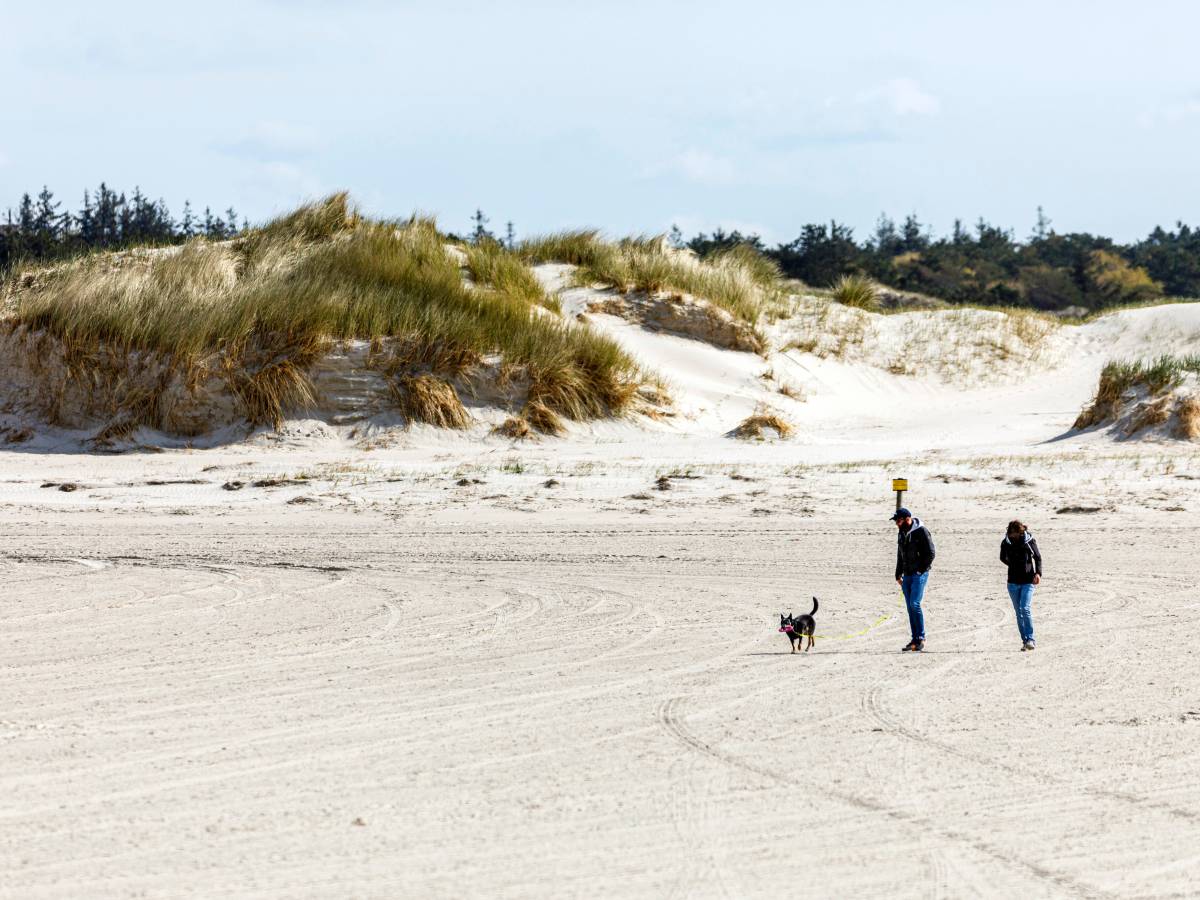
[857, 78, 941, 117]
[219, 120, 320, 161]
[675, 148, 740, 185]
[1138, 97, 1200, 128]
[259, 161, 321, 192]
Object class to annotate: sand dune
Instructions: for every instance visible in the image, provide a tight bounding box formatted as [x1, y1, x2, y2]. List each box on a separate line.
[4, 258, 1200, 897]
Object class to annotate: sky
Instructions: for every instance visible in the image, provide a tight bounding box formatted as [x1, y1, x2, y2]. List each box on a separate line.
[3, 0, 1199, 244]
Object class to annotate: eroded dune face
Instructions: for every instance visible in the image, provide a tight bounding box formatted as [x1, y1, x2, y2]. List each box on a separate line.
[3, 299, 1200, 452]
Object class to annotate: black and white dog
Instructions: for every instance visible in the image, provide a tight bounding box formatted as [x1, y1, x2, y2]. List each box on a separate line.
[779, 598, 819, 653]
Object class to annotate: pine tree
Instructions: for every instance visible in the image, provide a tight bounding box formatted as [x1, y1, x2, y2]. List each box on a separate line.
[155, 199, 174, 242]
[17, 193, 35, 233]
[78, 190, 96, 248]
[180, 201, 196, 238]
[505, 221, 515, 250]
[1032, 206, 1052, 241]
[33, 187, 63, 256]
[470, 209, 493, 244]
[117, 193, 133, 244]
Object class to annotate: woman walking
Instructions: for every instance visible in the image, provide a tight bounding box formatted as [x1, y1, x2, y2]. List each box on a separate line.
[1000, 519, 1042, 651]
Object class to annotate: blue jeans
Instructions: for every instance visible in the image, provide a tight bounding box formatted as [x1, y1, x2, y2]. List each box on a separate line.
[901, 572, 929, 641]
[1007, 583, 1035, 643]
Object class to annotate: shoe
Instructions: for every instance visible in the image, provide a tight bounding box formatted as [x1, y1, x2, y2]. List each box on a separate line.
[902, 641, 917, 651]
[914, 640, 925, 652]
[1024, 640, 1036, 651]
[1020, 643, 1028, 651]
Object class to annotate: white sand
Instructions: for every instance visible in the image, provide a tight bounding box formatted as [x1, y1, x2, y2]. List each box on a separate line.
[3, 300, 1200, 898]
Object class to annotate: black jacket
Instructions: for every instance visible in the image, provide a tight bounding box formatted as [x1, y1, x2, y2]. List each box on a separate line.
[1001, 532, 1042, 585]
[895, 518, 936, 579]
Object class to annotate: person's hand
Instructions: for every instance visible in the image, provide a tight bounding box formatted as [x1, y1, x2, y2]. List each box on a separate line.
[896, 577, 902, 587]
[1033, 574, 1041, 585]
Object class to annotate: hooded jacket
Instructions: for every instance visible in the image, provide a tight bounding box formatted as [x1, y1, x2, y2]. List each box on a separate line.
[1001, 531, 1042, 585]
[895, 517, 936, 580]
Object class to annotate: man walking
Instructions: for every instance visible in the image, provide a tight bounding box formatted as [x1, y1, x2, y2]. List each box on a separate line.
[892, 507, 935, 651]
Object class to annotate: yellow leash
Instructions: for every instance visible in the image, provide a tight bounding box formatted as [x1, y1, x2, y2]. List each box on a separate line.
[785, 593, 906, 643]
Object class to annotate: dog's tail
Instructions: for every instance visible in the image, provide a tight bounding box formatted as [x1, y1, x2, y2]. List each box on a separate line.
[810, 596, 819, 616]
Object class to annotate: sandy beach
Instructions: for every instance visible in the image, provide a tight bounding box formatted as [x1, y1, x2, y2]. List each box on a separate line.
[3, 428, 1200, 898]
[4, 240, 1200, 899]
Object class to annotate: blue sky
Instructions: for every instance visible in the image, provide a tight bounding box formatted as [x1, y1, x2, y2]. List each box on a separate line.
[3, 0, 1198, 243]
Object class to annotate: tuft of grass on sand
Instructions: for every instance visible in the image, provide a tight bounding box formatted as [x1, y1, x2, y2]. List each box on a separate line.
[522, 400, 565, 435]
[777, 382, 805, 401]
[492, 416, 532, 439]
[393, 375, 471, 428]
[732, 405, 794, 440]
[1075, 354, 1200, 432]
[519, 230, 615, 268]
[1175, 395, 1200, 439]
[1075, 355, 1200, 426]
[522, 231, 781, 325]
[11, 194, 644, 432]
[831, 274, 879, 310]
[463, 240, 561, 313]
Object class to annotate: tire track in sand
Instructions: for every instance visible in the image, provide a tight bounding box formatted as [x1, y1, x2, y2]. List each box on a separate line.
[655, 696, 1111, 900]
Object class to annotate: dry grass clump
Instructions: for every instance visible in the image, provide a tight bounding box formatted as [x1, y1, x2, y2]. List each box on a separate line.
[522, 400, 565, 435]
[223, 336, 326, 428]
[464, 240, 560, 313]
[1174, 395, 1200, 439]
[492, 416, 531, 439]
[732, 405, 794, 439]
[10, 194, 645, 432]
[393, 375, 470, 428]
[777, 382, 805, 400]
[522, 230, 781, 325]
[1075, 355, 1200, 429]
[831, 274, 878, 309]
[1125, 397, 1172, 435]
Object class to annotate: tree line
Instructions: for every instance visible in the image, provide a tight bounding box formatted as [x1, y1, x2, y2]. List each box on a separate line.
[679, 208, 1200, 311]
[8, 188, 1200, 312]
[1, 184, 244, 270]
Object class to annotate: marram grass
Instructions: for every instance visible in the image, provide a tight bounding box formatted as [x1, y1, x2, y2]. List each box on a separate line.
[521, 231, 782, 324]
[1075, 354, 1200, 430]
[9, 194, 643, 431]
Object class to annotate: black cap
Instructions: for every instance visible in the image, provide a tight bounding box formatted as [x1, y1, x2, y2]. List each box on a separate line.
[890, 507, 912, 521]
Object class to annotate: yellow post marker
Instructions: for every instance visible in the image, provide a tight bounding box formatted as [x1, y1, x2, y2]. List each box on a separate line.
[892, 478, 908, 511]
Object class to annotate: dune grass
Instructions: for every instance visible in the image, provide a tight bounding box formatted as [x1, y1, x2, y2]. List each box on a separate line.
[463, 240, 560, 313]
[9, 194, 643, 431]
[732, 405, 793, 439]
[1075, 355, 1200, 429]
[831, 273, 879, 310]
[1176, 395, 1200, 439]
[393, 374, 471, 428]
[520, 231, 781, 325]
